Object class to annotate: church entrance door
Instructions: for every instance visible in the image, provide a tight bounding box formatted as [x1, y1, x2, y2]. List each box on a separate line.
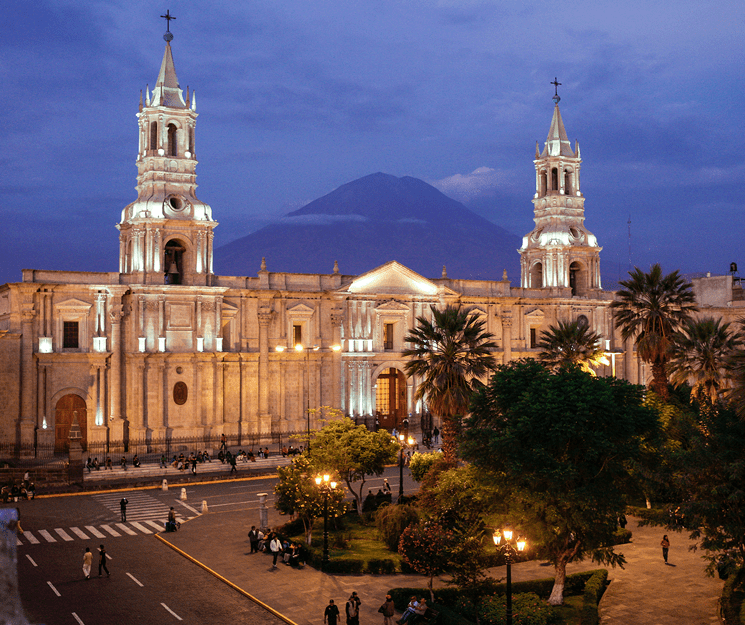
[54, 394, 87, 453]
[375, 368, 407, 431]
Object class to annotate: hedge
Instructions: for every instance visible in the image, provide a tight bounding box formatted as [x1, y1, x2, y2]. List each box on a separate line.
[579, 569, 609, 625]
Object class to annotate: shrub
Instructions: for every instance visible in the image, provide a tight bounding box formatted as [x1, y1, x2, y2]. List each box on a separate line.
[612, 528, 632, 545]
[324, 557, 364, 574]
[579, 569, 609, 625]
[479, 592, 559, 625]
[366, 558, 397, 575]
[409, 452, 441, 482]
[375, 503, 420, 551]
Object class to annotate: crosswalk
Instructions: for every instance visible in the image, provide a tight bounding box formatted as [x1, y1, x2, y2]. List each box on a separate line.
[92, 491, 175, 522]
[17, 518, 191, 547]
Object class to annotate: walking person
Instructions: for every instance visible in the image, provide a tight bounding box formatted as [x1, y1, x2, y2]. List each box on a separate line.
[661, 534, 670, 563]
[82, 547, 93, 579]
[346, 591, 361, 625]
[379, 594, 395, 625]
[269, 533, 282, 568]
[120, 497, 128, 522]
[228, 451, 237, 474]
[98, 544, 110, 577]
[324, 599, 340, 625]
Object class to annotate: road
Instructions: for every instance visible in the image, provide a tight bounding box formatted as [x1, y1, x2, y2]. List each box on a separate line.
[6, 467, 414, 625]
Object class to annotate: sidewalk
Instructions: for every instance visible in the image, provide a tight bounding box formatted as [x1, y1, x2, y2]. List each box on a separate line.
[161, 512, 723, 625]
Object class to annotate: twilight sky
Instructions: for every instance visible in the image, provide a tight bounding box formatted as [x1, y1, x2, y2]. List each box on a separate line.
[1, 0, 743, 287]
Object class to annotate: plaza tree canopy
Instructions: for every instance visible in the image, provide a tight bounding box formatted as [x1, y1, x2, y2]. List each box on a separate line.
[460, 359, 660, 605]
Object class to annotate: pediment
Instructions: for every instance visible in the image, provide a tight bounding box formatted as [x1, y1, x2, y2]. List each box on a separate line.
[286, 302, 315, 315]
[469, 306, 487, 317]
[54, 298, 92, 310]
[375, 299, 411, 312]
[524, 308, 545, 319]
[221, 302, 238, 317]
[343, 261, 456, 296]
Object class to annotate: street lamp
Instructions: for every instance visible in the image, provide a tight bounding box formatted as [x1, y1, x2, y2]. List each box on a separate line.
[315, 473, 337, 571]
[397, 434, 415, 502]
[493, 528, 527, 625]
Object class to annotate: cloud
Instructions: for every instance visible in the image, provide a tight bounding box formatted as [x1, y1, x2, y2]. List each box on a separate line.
[280, 214, 368, 226]
[429, 167, 516, 202]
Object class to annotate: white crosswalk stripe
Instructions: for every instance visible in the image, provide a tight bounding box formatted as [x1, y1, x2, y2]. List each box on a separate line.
[92, 492, 176, 522]
[85, 525, 106, 538]
[54, 528, 74, 542]
[101, 524, 121, 537]
[17, 517, 195, 548]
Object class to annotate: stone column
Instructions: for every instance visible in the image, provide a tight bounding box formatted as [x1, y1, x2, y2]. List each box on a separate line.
[108, 303, 125, 441]
[258, 310, 273, 431]
[19, 305, 36, 452]
[501, 312, 513, 365]
[330, 312, 343, 410]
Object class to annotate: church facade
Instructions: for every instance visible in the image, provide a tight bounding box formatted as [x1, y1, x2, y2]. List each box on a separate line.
[1, 38, 653, 456]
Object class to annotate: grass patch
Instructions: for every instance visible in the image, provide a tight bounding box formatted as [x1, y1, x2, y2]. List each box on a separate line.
[552, 594, 584, 624]
[283, 514, 404, 573]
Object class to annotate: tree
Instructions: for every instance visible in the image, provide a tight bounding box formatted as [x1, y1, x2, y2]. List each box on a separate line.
[274, 454, 346, 545]
[726, 325, 745, 418]
[642, 404, 745, 576]
[398, 520, 456, 602]
[667, 317, 742, 404]
[403, 304, 498, 464]
[610, 264, 697, 399]
[536, 319, 606, 374]
[306, 417, 398, 514]
[460, 359, 660, 605]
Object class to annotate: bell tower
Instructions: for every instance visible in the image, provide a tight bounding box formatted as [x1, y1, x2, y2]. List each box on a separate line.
[118, 20, 217, 286]
[519, 83, 601, 295]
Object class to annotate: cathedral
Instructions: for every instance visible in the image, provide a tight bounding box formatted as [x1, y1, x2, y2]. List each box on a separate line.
[0, 34, 697, 457]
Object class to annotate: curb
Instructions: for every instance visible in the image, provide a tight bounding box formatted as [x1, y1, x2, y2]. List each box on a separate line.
[154, 533, 299, 625]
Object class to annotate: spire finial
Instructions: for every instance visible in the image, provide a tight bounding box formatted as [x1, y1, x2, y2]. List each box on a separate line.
[161, 10, 176, 42]
[260, 257, 267, 272]
[551, 77, 562, 104]
[442, 265, 448, 279]
[333, 260, 339, 274]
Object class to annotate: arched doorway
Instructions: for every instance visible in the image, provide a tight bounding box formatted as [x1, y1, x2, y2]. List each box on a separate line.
[55, 394, 87, 453]
[375, 368, 407, 431]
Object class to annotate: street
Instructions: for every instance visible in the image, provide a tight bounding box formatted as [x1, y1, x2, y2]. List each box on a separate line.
[6, 468, 414, 625]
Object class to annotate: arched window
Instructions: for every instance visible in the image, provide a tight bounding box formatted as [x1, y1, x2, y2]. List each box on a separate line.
[577, 314, 589, 327]
[150, 122, 158, 151]
[564, 169, 571, 195]
[189, 128, 194, 154]
[569, 261, 584, 296]
[530, 262, 543, 288]
[164, 240, 185, 285]
[167, 124, 178, 157]
[551, 168, 559, 191]
[540, 172, 547, 196]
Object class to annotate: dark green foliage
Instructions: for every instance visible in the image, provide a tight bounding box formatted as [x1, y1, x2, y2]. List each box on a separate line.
[461, 359, 659, 603]
[479, 592, 560, 625]
[579, 569, 609, 625]
[537, 319, 605, 374]
[375, 503, 420, 551]
[613, 528, 633, 545]
[366, 558, 398, 574]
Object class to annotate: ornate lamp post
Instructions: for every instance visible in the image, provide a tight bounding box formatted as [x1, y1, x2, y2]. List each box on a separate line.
[315, 474, 337, 571]
[493, 528, 527, 625]
[397, 434, 415, 502]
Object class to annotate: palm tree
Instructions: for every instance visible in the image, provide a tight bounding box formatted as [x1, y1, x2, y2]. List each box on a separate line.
[403, 304, 498, 464]
[537, 319, 607, 375]
[725, 320, 745, 418]
[667, 317, 742, 404]
[610, 264, 697, 400]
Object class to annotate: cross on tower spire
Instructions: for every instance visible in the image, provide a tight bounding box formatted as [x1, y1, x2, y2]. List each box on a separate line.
[551, 77, 562, 104]
[161, 10, 176, 42]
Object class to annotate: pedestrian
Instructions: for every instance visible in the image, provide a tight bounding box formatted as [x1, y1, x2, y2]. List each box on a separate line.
[270, 533, 282, 568]
[120, 497, 128, 522]
[382, 479, 391, 494]
[248, 525, 259, 553]
[160, 454, 166, 469]
[346, 591, 361, 625]
[324, 599, 340, 625]
[83, 547, 93, 579]
[228, 452, 237, 474]
[661, 534, 670, 563]
[191, 454, 197, 475]
[379, 594, 395, 625]
[98, 544, 110, 577]
[120, 456, 127, 471]
[433, 426, 439, 444]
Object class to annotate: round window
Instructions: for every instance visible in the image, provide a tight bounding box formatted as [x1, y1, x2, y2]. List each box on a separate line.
[169, 196, 183, 211]
[173, 382, 188, 405]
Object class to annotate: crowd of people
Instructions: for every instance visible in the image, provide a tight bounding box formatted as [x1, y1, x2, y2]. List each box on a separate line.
[1, 474, 35, 502]
[246, 526, 305, 568]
